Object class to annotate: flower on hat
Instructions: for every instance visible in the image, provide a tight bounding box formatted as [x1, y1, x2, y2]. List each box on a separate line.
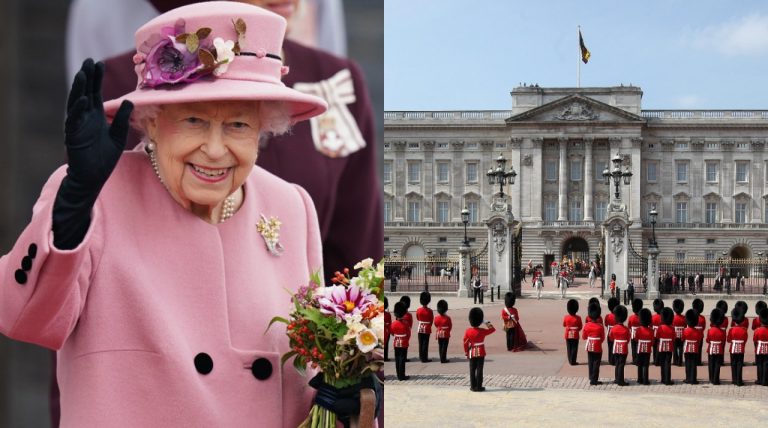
[212, 38, 236, 76]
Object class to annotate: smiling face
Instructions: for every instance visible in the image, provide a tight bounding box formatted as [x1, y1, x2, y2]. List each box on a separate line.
[146, 100, 261, 218]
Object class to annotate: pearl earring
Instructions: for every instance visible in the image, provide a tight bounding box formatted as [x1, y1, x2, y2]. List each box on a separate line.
[147, 140, 156, 152]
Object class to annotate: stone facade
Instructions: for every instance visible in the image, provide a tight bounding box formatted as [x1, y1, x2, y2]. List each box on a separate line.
[384, 86, 768, 266]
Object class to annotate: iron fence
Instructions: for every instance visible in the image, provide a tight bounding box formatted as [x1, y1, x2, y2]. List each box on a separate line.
[658, 258, 768, 295]
[383, 255, 489, 293]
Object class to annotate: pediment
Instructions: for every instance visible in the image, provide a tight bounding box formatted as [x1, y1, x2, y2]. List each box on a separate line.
[434, 191, 452, 199]
[505, 94, 645, 124]
[733, 191, 751, 200]
[463, 191, 482, 199]
[404, 191, 423, 199]
[702, 192, 720, 200]
[673, 191, 691, 200]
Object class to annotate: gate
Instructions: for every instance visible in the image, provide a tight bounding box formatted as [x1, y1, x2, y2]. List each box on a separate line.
[628, 240, 648, 293]
[658, 257, 768, 295]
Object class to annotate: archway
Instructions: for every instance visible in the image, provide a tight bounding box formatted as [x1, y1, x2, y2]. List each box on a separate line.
[729, 245, 751, 278]
[561, 236, 590, 276]
[404, 244, 425, 258]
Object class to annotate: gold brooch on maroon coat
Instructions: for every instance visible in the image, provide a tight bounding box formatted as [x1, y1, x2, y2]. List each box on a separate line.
[257, 214, 284, 256]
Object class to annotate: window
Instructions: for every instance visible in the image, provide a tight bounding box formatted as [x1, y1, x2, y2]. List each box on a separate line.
[407, 162, 421, 183]
[466, 142, 477, 148]
[706, 142, 719, 149]
[495, 143, 506, 149]
[437, 142, 448, 149]
[407, 142, 420, 149]
[736, 162, 749, 183]
[569, 199, 582, 221]
[677, 238, 685, 244]
[466, 162, 478, 183]
[407, 200, 421, 222]
[735, 202, 747, 223]
[467, 201, 478, 222]
[647, 161, 658, 182]
[676, 162, 688, 182]
[545, 160, 557, 181]
[595, 161, 607, 181]
[384, 201, 392, 222]
[676, 252, 686, 262]
[383, 162, 392, 183]
[544, 200, 557, 222]
[737, 142, 749, 149]
[705, 251, 716, 261]
[438, 250, 448, 257]
[436, 201, 450, 223]
[765, 201, 768, 223]
[570, 160, 582, 181]
[705, 162, 718, 182]
[595, 200, 607, 222]
[705, 202, 717, 224]
[676, 202, 688, 223]
[438, 237, 447, 243]
[437, 162, 450, 183]
[706, 239, 716, 244]
[676, 142, 688, 149]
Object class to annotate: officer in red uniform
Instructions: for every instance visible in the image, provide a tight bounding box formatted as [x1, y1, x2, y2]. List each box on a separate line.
[628, 299, 644, 364]
[582, 303, 605, 385]
[399, 296, 413, 362]
[609, 305, 630, 386]
[502, 293, 520, 352]
[692, 298, 706, 366]
[656, 307, 676, 385]
[672, 299, 687, 367]
[706, 308, 726, 385]
[416, 291, 434, 363]
[731, 301, 750, 328]
[434, 300, 452, 364]
[651, 299, 664, 366]
[728, 307, 748, 386]
[463, 308, 496, 392]
[683, 309, 704, 384]
[605, 297, 619, 366]
[753, 301, 767, 331]
[753, 308, 768, 386]
[384, 297, 391, 362]
[563, 299, 583, 365]
[391, 302, 411, 381]
[635, 308, 654, 385]
[585, 297, 604, 325]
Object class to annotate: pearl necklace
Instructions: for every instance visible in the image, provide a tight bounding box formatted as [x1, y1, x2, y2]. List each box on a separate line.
[147, 142, 237, 223]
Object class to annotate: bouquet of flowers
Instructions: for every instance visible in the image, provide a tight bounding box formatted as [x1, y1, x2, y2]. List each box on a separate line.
[270, 258, 384, 428]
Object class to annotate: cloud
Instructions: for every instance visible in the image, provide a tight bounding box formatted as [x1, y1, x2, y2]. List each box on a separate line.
[684, 13, 768, 56]
[673, 95, 705, 109]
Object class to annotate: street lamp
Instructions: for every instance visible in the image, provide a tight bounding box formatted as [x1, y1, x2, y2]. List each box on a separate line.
[425, 249, 433, 292]
[461, 207, 470, 246]
[602, 153, 633, 199]
[649, 207, 658, 248]
[486, 154, 517, 198]
[759, 251, 766, 295]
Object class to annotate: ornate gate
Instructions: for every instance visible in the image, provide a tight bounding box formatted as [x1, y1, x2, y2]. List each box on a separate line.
[628, 240, 648, 292]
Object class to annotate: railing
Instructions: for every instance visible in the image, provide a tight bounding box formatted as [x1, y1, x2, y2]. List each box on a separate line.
[642, 110, 768, 120]
[640, 222, 768, 229]
[657, 258, 768, 295]
[384, 110, 513, 122]
[384, 221, 487, 227]
[541, 221, 597, 228]
[384, 256, 487, 293]
[384, 110, 768, 122]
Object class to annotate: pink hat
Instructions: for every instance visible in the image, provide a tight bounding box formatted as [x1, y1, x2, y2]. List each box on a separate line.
[103, 1, 326, 122]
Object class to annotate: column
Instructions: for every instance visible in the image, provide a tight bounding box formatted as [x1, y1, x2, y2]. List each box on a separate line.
[530, 137, 544, 221]
[628, 137, 642, 224]
[423, 141, 435, 222]
[510, 137, 522, 219]
[721, 140, 733, 223]
[583, 137, 594, 221]
[558, 137, 568, 221]
[393, 141, 406, 221]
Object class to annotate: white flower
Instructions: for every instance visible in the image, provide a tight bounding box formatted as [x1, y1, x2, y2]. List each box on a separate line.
[375, 262, 384, 279]
[370, 313, 384, 341]
[212, 37, 236, 76]
[354, 258, 374, 270]
[356, 327, 378, 353]
[343, 317, 366, 342]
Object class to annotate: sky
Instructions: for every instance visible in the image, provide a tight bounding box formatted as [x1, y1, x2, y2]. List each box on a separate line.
[385, 0, 768, 111]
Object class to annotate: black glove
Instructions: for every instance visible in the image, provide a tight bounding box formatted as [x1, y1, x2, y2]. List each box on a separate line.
[308, 373, 382, 427]
[52, 59, 133, 249]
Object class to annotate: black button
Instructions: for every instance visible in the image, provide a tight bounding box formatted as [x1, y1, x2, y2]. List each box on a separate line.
[27, 243, 37, 259]
[194, 353, 213, 375]
[251, 358, 272, 380]
[14, 269, 27, 285]
[21, 256, 32, 271]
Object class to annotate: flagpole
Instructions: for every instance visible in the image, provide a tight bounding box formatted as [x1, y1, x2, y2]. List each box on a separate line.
[577, 25, 581, 88]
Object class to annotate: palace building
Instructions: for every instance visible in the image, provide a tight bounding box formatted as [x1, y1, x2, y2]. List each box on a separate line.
[384, 85, 768, 270]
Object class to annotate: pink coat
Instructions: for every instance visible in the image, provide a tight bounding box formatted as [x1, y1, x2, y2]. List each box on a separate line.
[0, 150, 322, 427]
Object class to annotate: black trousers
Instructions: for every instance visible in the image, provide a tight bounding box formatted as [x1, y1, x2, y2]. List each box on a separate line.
[394, 347, 408, 380]
[587, 352, 601, 384]
[607, 340, 614, 365]
[614, 353, 627, 384]
[506, 327, 517, 351]
[636, 353, 650, 384]
[566, 339, 579, 365]
[673, 339, 683, 366]
[473, 289, 483, 304]
[658, 352, 672, 384]
[631, 340, 638, 364]
[384, 336, 390, 361]
[757, 354, 768, 385]
[697, 340, 704, 365]
[708, 353, 723, 384]
[469, 356, 485, 390]
[684, 352, 698, 383]
[730, 353, 744, 385]
[652, 341, 659, 366]
[438, 338, 449, 363]
[418, 333, 431, 362]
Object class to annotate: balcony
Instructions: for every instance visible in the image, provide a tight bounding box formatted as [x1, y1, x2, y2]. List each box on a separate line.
[640, 222, 768, 229]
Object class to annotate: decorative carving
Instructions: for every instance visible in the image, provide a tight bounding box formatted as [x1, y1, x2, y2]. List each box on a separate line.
[555, 101, 599, 121]
[450, 140, 464, 149]
[422, 140, 435, 150]
[751, 139, 766, 150]
[608, 137, 622, 146]
[509, 137, 523, 147]
[493, 223, 507, 262]
[531, 137, 544, 145]
[610, 223, 624, 261]
[691, 139, 705, 150]
[720, 140, 734, 150]
[480, 140, 495, 149]
[523, 154, 533, 166]
[393, 141, 407, 150]
[491, 197, 509, 213]
[630, 137, 643, 145]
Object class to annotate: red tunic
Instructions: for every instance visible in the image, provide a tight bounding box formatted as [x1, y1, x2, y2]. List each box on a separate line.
[402, 312, 413, 330]
[391, 319, 411, 348]
[754, 326, 768, 355]
[672, 314, 687, 340]
[727, 326, 748, 354]
[706, 326, 726, 355]
[655, 325, 676, 353]
[416, 306, 434, 334]
[608, 324, 630, 355]
[753, 317, 763, 331]
[718, 317, 729, 329]
[682, 327, 704, 353]
[585, 315, 604, 326]
[730, 319, 749, 329]
[581, 322, 605, 353]
[463, 326, 496, 358]
[384, 310, 391, 342]
[636, 326, 654, 353]
[433, 314, 453, 339]
[628, 314, 641, 341]
[651, 313, 662, 338]
[563, 314, 583, 340]
[502, 307, 520, 328]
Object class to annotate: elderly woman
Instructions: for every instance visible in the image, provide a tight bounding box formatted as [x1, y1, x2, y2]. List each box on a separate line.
[0, 3, 382, 427]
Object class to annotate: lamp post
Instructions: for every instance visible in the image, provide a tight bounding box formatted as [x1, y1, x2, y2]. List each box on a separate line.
[425, 249, 433, 292]
[759, 251, 767, 295]
[461, 207, 470, 246]
[649, 208, 658, 248]
[602, 153, 633, 199]
[486, 154, 517, 198]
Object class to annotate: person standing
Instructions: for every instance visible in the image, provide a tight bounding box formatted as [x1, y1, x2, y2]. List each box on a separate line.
[473, 276, 484, 305]
[563, 299, 582, 365]
[588, 265, 596, 288]
[433, 300, 452, 364]
[610, 274, 617, 299]
[651, 299, 665, 366]
[656, 308, 676, 385]
[609, 305, 630, 386]
[391, 302, 411, 381]
[728, 307, 748, 386]
[463, 308, 496, 392]
[753, 301, 768, 331]
[635, 309, 654, 385]
[672, 299, 687, 367]
[384, 297, 391, 362]
[399, 296, 413, 330]
[706, 309, 726, 385]
[625, 279, 635, 305]
[754, 308, 768, 386]
[416, 291, 434, 363]
[692, 298, 706, 366]
[628, 299, 644, 364]
[683, 309, 703, 384]
[502, 293, 520, 352]
[583, 304, 605, 385]
[605, 297, 619, 366]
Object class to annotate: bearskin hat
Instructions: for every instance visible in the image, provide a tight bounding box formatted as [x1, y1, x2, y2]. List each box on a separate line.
[672, 299, 684, 315]
[393, 302, 407, 319]
[662, 307, 674, 325]
[756, 301, 767, 316]
[588, 303, 601, 321]
[692, 298, 704, 315]
[653, 298, 664, 314]
[505, 292, 516, 308]
[735, 301, 748, 317]
[437, 299, 448, 315]
[685, 309, 699, 327]
[400, 295, 411, 309]
[420, 291, 431, 306]
[567, 299, 579, 315]
[760, 307, 768, 327]
[731, 307, 745, 325]
[632, 298, 644, 314]
[710, 308, 724, 327]
[613, 305, 628, 324]
[639, 308, 652, 327]
[588, 297, 599, 307]
[384, 297, 389, 309]
[469, 307, 485, 327]
[716, 300, 728, 315]
[607, 297, 619, 312]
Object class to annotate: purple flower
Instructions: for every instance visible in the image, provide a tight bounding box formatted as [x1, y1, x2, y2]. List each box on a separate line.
[317, 285, 376, 320]
[142, 35, 201, 87]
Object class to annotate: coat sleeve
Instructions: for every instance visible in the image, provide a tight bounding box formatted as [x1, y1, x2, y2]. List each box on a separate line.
[0, 166, 103, 350]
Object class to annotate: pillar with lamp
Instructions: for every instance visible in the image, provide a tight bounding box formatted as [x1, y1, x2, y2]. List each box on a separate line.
[646, 206, 660, 299]
[484, 153, 520, 295]
[457, 207, 472, 298]
[601, 152, 634, 299]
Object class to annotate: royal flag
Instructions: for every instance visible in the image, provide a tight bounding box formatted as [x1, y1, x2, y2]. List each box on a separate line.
[579, 30, 591, 64]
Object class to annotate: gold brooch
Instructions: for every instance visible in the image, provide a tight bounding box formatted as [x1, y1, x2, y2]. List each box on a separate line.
[256, 214, 284, 256]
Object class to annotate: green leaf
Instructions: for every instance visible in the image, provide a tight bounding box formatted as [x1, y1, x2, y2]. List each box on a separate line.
[265, 315, 290, 334]
[196, 27, 212, 39]
[186, 33, 199, 53]
[280, 350, 298, 368]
